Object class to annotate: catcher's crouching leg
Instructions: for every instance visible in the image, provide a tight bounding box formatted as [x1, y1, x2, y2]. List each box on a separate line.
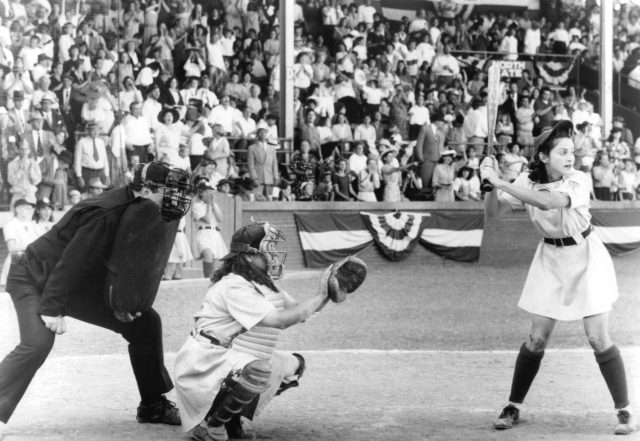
[276, 353, 306, 396]
[195, 360, 271, 441]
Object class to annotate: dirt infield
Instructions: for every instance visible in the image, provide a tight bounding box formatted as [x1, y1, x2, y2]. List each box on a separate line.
[1, 253, 639, 440]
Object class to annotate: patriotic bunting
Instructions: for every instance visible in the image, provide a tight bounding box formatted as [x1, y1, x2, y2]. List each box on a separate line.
[360, 211, 429, 261]
[592, 210, 640, 257]
[419, 212, 484, 262]
[378, 0, 538, 22]
[294, 211, 485, 267]
[294, 212, 372, 268]
[294, 209, 640, 268]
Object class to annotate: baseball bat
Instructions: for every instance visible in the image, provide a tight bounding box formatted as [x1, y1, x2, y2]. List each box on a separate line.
[481, 64, 501, 192]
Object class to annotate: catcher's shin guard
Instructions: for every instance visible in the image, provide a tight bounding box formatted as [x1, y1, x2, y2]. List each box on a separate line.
[207, 360, 271, 427]
[276, 353, 306, 396]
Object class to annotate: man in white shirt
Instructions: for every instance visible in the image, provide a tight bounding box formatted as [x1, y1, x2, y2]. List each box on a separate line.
[353, 114, 377, 151]
[416, 34, 436, 67]
[463, 97, 488, 147]
[74, 122, 109, 191]
[18, 35, 43, 72]
[357, 0, 376, 28]
[408, 9, 428, 35]
[348, 141, 367, 174]
[524, 22, 541, 55]
[123, 101, 153, 163]
[208, 95, 239, 135]
[431, 44, 460, 86]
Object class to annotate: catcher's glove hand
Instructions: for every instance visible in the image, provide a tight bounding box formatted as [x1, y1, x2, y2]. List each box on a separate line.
[325, 256, 367, 303]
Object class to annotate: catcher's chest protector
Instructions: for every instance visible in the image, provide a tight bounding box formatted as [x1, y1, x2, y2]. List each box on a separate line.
[104, 198, 179, 312]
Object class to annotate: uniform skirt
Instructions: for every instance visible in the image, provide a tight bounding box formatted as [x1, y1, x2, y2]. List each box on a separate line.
[195, 228, 229, 259]
[518, 234, 618, 321]
[168, 232, 194, 263]
[174, 335, 290, 432]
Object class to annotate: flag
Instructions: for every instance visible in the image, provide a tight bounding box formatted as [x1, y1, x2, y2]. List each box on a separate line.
[361, 211, 429, 261]
[592, 210, 640, 256]
[419, 212, 484, 262]
[294, 212, 372, 268]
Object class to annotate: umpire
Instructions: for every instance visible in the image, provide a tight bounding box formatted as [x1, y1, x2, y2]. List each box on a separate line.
[0, 161, 193, 437]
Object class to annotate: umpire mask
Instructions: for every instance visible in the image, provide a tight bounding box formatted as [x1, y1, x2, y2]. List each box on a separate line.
[133, 162, 193, 221]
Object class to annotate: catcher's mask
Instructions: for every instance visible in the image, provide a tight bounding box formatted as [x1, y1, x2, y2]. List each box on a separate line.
[221, 222, 287, 279]
[132, 162, 193, 221]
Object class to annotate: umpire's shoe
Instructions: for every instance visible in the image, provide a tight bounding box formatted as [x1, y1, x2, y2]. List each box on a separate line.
[493, 404, 519, 430]
[615, 409, 637, 435]
[137, 396, 181, 425]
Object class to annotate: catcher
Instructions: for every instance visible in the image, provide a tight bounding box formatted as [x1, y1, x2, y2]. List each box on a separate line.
[174, 222, 366, 441]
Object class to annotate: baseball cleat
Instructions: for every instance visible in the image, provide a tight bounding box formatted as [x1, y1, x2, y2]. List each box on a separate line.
[614, 409, 637, 435]
[190, 421, 229, 441]
[493, 404, 519, 430]
[136, 396, 181, 425]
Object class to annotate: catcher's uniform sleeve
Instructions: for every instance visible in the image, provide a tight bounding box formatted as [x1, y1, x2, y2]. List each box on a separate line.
[223, 281, 276, 331]
[556, 171, 590, 209]
[499, 172, 528, 210]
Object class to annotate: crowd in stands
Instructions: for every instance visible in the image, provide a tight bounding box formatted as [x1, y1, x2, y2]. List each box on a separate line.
[0, 0, 638, 215]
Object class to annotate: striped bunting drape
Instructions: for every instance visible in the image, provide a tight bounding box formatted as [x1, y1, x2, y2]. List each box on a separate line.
[293, 211, 485, 267]
[378, 0, 538, 22]
[592, 210, 640, 257]
[294, 212, 373, 268]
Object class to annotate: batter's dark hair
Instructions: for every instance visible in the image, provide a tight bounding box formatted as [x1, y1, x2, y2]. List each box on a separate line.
[211, 253, 279, 293]
[528, 126, 573, 184]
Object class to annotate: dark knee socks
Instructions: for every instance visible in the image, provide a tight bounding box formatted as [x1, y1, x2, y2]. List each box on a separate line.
[203, 261, 214, 278]
[509, 343, 544, 404]
[595, 345, 629, 409]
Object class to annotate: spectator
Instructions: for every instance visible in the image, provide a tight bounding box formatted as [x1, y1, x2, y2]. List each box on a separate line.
[33, 197, 55, 236]
[74, 122, 109, 192]
[207, 123, 231, 179]
[592, 151, 616, 201]
[618, 159, 638, 200]
[432, 149, 456, 201]
[123, 101, 153, 163]
[154, 107, 182, 164]
[0, 198, 39, 286]
[515, 94, 535, 157]
[502, 143, 528, 182]
[380, 149, 418, 202]
[357, 157, 380, 201]
[7, 140, 41, 209]
[247, 126, 279, 200]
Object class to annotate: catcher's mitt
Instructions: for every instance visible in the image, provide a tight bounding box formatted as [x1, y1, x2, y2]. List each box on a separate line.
[326, 256, 367, 303]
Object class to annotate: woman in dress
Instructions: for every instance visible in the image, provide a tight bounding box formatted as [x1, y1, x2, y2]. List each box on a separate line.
[173, 222, 330, 441]
[380, 149, 418, 202]
[332, 157, 357, 201]
[207, 124, 231, 179]
[357, 157, 380, 201]
[164, 216, 193, 280]
[154, 107, 182, 164]
[482, 120, 635, 435]
[1, 199, 39, 286]
[290, 140, 320, 199]
[591, 151, 616, 201]
[191, 177, 229, 278]
[432, 150, 456, 201]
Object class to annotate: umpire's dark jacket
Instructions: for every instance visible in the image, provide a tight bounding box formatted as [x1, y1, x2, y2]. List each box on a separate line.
[9, 187, 137, 317]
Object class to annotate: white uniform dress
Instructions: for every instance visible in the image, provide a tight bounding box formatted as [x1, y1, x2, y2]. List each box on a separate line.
[1, 218, 40, 285]
[500, 170, 618, 321]
[174, 274, 298, 432]
[168, 217, 194, 264]
[191, 198, 229, 259]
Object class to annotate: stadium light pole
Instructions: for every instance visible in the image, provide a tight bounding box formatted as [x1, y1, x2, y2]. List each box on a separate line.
[600, 0, 613, 137]
[279, 0, 295, 148]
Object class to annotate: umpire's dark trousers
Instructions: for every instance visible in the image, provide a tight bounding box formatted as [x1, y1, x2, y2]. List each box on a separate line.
[0, 261, 174, 423]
